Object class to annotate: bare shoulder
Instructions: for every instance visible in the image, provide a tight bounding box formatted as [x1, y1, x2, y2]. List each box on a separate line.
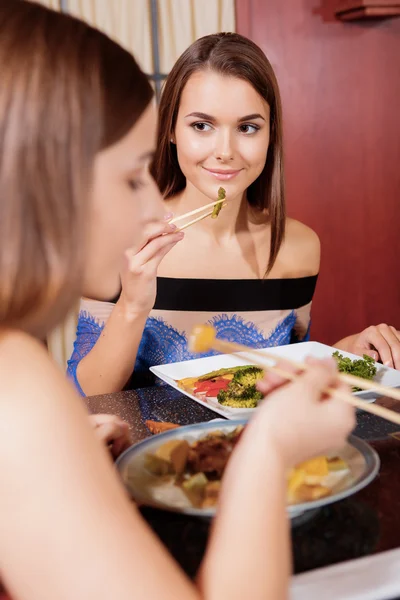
[0, 329, 47, 381]
[285, 218, 320, 251]
[0, 332, 156, 600]
[280, 218, 320, 276]
[0, 329, 64, 395]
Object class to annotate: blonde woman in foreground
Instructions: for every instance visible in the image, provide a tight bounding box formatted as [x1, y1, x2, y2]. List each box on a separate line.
[0, 2, 355, 600]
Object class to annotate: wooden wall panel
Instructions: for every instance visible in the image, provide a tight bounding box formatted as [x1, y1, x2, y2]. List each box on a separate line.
[236, 0, 400, 344]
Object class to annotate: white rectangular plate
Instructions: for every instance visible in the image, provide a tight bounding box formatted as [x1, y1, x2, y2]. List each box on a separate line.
[291, 547, 400, 600]
[150, 341, 400, 420]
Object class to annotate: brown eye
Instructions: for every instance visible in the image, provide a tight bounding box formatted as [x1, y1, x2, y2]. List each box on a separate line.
[239, 124, 259, 134]
[191, 122, 212, 132]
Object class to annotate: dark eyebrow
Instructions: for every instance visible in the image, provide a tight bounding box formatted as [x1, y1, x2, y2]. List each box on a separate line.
[184, 112, 216, 121]
[238, 113, 266, 122]
[184, 111, 266, 123]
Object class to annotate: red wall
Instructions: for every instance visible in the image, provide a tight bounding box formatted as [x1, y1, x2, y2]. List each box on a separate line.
[236, 0, 400, 344]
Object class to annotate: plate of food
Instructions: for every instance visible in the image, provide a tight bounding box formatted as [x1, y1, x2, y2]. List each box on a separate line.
[150, 341, 400, 419]
[117, 420, 380, 522]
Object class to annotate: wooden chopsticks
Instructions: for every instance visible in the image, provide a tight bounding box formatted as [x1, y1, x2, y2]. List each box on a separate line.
[211, 337, 400, 426]
[168, 198, 226, 231]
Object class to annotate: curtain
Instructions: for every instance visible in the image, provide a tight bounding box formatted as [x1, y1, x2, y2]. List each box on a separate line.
[66, 0, 153, 73]
[158, 0, 236, 73]
[31, 0, 61, 9]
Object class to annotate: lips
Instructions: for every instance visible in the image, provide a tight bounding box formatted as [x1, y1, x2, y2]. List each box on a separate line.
[203, 167, 242, 181]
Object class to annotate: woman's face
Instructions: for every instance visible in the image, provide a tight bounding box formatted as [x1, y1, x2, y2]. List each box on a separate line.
[84, 103, 164, 299]
[174, 70, 270, 202]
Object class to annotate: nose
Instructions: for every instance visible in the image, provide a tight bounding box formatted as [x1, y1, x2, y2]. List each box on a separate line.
[214, 128, 234, 161]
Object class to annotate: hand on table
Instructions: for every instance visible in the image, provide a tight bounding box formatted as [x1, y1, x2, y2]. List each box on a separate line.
[89, 414, 131, 459]
[337, 324, 400, 370]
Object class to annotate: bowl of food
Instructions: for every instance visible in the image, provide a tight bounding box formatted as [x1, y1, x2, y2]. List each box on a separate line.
[117, 419, 380, 523]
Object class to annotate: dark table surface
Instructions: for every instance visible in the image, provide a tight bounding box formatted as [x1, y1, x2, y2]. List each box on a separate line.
[87, 386, 400, 580]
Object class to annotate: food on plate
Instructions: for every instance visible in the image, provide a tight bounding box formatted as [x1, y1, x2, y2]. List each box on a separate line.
[333, 351, 377, 391]
[182, 473, 209, 506]
[176, 365, 264, 408]
[145, 420, 180, 434]
[326, 456, 348, 471]
[211, 187, 226, 219]
[218, 366, 264, 408]
[186, 427, 243, 477]
[145, 439, 189, 476]
[178, 349, 379, 412]
[175, 345, 379, 416]
[144, 427, 349, 508]
[177, 366, 247, 396]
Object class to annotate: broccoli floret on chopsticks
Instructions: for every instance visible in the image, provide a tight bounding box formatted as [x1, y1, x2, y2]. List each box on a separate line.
[211, 187, 226, 219]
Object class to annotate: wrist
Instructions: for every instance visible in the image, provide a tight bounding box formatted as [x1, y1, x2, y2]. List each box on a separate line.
[233, 417, 288, 471]
[333, 335, 354, 352]
[243, 412, 293, 471]
[115, 295, 149, 324]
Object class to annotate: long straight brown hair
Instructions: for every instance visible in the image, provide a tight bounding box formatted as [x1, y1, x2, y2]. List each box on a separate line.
[152, 32, 285, 275]
[0, 0, 152, 337]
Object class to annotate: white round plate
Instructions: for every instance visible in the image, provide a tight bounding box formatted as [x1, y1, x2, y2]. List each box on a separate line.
[117, 419, 380, 520]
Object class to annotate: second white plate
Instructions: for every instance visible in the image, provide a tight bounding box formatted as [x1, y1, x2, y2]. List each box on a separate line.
[150, 341, 400, 419]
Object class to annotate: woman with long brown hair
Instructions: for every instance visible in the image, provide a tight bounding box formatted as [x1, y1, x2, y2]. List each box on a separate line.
[0, 3, 355, 598]
[69, 32, 321, 396]
[70, 32, 400, 397]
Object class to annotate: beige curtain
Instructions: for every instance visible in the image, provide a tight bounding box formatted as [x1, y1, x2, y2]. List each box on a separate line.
[158, 0, 236, 73]
[66, 0, 153, 73]
[31, 0, 61, 8]
[46, 0, 235, 370]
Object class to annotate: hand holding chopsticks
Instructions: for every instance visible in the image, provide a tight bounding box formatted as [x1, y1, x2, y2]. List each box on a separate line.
[189, 324, 400, 426]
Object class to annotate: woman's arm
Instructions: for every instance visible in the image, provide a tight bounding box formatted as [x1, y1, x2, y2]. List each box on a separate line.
[0, 334, 354, 600]
[200, 361, 354, 600]
[72, 221, 182, 396]
[0, 332, 197, 600]
[199, 434, 290, 600]
[74, 298, 148, 395]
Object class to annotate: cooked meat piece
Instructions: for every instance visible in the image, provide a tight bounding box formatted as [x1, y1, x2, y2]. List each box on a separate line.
[187, 429, 243, 478]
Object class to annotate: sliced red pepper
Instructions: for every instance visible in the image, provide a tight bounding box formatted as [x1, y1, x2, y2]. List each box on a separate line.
[207, 388, 225, 397]
[194, 376, 230, 395]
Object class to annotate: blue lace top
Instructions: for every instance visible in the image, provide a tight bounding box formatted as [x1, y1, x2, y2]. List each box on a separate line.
[67, 275, 317, 395]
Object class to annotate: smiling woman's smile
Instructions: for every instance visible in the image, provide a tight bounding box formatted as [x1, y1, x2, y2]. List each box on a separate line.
[202, 167, 243, 180]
